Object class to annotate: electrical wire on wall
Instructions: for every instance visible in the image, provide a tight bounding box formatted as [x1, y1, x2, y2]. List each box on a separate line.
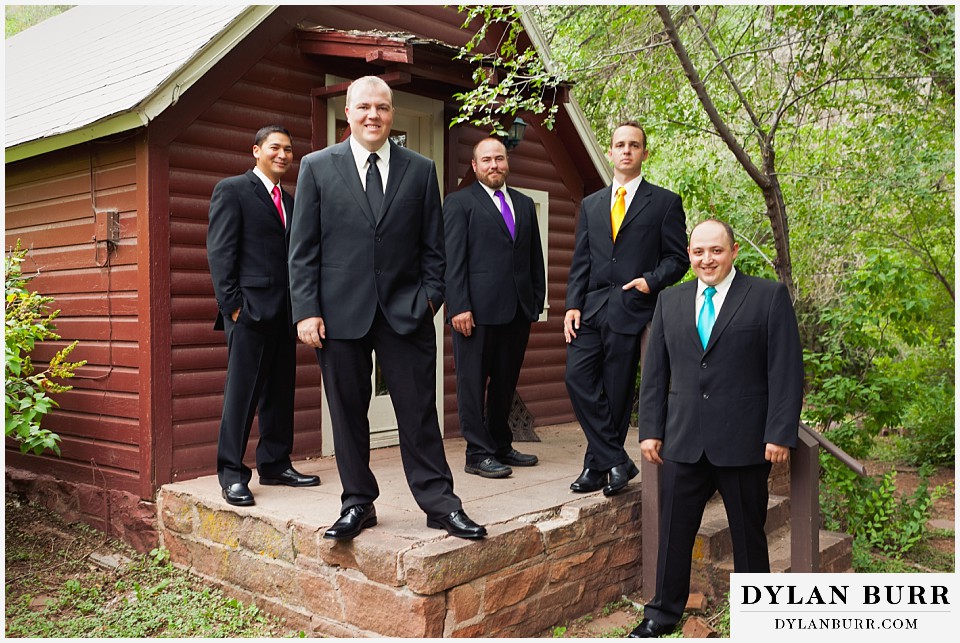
[76, 141, 117, 386]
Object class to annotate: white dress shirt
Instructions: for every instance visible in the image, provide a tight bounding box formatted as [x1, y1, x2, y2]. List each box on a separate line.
[695, 267, 737, 323]
[611, 173, 644, 212]
[350, 136, 391, 192]
[252, 166, 286, 225]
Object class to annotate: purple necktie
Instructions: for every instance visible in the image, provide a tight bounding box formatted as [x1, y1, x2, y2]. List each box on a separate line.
[494, 189, 515, 238]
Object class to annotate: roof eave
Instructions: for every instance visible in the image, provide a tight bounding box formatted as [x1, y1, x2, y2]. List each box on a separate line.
[5, 5, 277, 164]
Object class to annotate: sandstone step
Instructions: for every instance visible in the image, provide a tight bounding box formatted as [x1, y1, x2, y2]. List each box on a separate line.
[692, 494, 791, 565]
[691, 524, 854, 600]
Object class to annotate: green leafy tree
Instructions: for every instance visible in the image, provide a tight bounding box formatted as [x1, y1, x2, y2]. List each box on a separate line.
[5, 242, 86, 455]
[454, 5, 954, 466]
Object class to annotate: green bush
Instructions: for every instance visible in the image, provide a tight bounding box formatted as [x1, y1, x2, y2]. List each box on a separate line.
[4, 242, 85, 455]
[820, 457, 947, 558]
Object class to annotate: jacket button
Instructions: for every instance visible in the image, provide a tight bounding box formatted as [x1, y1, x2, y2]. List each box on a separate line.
[701, 362, 707, 369]
[375, 269, 381, 275]
[612, 258, 618, 263]
[375, 236, 382, 243]
[702, 393, 709, 400]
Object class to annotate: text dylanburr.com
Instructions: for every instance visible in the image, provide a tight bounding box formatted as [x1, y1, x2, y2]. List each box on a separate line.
[730, 573, 957, 640]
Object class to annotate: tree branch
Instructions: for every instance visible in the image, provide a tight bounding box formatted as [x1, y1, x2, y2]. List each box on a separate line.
[655, 5, 769, 189]
[690, 7, 766, 134]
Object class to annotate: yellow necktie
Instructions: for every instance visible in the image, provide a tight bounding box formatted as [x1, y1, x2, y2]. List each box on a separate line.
[611, 186, 626, 241]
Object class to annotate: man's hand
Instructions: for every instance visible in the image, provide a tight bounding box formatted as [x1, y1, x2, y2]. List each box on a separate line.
[564, 309, 581, 343]
[451, 311, 475, 337]
[765, 443, 790, 464]
[622, 277, 651, 294]
[230, 307, 241, 322]
[640, 438, 664, 465]
[297, 316, 326, 349]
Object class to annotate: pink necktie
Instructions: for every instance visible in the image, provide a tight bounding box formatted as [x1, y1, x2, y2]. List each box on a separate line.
[271, 185, 285, 227]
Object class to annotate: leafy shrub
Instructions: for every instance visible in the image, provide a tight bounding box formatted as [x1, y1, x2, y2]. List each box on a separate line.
[5, 242, 85, 455]
[820, 457, 947, 558]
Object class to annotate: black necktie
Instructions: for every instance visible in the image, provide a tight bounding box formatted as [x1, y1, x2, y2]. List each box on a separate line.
[365, 152, 384, 216]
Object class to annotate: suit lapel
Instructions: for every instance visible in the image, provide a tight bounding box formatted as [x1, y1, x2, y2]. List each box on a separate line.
[246, 170, 285, 231]
[282, 189, 294, 244]
[679, 282, 702, 351]
[704, 271, 751, 353]
[380, 141, 410, 223]
[595, 189, 614, 249]
[617, 179, 652, 238]
[473, 182, 516, 242]
[331, 142, 377, 227]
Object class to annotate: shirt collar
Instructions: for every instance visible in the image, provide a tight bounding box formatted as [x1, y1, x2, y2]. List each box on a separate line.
[478, 181, 509, 199]
[697, 266, 737, 298]
[613, 173, 643, 196]
[350, 135, 390, 168]
[252, 166, 278, 192]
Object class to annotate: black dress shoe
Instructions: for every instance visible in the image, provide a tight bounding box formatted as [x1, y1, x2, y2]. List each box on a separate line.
[222, 483, 255, 506]
[628, 618, 675, 638]
[603, 460, 640, 496]
[259, 466, 320, 487]
[498, 448, 538, 467]
[323, 503, 377, 540]
[426, 510, 487, 539]
[464, 457, 512, 478]
[570, 468, 607, 493]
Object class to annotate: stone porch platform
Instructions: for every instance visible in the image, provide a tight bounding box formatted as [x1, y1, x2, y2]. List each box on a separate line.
[157, 423, 647, 637]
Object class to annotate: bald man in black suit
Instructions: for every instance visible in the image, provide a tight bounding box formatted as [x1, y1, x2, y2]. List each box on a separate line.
[444, 137, 546, 479]
[630, 219, 803, 638]
[288, 76, 486, 541]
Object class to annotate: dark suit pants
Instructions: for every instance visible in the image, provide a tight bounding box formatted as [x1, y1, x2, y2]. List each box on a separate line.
[452, 309, 532, 466]
[217, 318, 296, 488]
[564, 305, 642, 470]
[644, 455, 772, 626]
[318, 308, 462, 518]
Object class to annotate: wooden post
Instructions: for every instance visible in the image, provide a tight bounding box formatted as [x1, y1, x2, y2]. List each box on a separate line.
[790, 429, 820, 572]
[640, 456, 661, 600]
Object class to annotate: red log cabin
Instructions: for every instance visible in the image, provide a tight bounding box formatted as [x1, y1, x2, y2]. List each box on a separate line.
[4, 5, 610, 549]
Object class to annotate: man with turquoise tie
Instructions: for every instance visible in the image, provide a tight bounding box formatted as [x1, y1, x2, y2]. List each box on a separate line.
[630, 219, 804, 638]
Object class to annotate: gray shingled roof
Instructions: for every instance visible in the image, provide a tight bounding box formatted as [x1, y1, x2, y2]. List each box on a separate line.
[5, 5, 255, 149]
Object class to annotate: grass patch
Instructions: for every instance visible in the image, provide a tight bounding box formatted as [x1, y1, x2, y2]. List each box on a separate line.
[4, 494, 301, 638]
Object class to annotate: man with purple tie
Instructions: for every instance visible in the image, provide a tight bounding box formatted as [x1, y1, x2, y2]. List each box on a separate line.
[444, 137, 546, 479]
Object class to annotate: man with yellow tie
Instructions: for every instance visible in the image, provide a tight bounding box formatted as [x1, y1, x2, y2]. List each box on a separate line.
[563, 121, 688, 496]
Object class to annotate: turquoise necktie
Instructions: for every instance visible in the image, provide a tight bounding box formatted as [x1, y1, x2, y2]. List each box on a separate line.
[697, 286, 716, 349]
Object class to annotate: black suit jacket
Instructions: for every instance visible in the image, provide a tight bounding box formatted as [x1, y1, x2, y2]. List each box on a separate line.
[565, 179, 688, 334]
[443, 181, 546, 325]
[207, 169, 293, 332]
[288, 140, 445, 338]
[638, 271, 804, 467]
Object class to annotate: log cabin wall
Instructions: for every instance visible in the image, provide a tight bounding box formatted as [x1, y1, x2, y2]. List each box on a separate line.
[165, 32, 324, 482]
[5, 137, 147, 506]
